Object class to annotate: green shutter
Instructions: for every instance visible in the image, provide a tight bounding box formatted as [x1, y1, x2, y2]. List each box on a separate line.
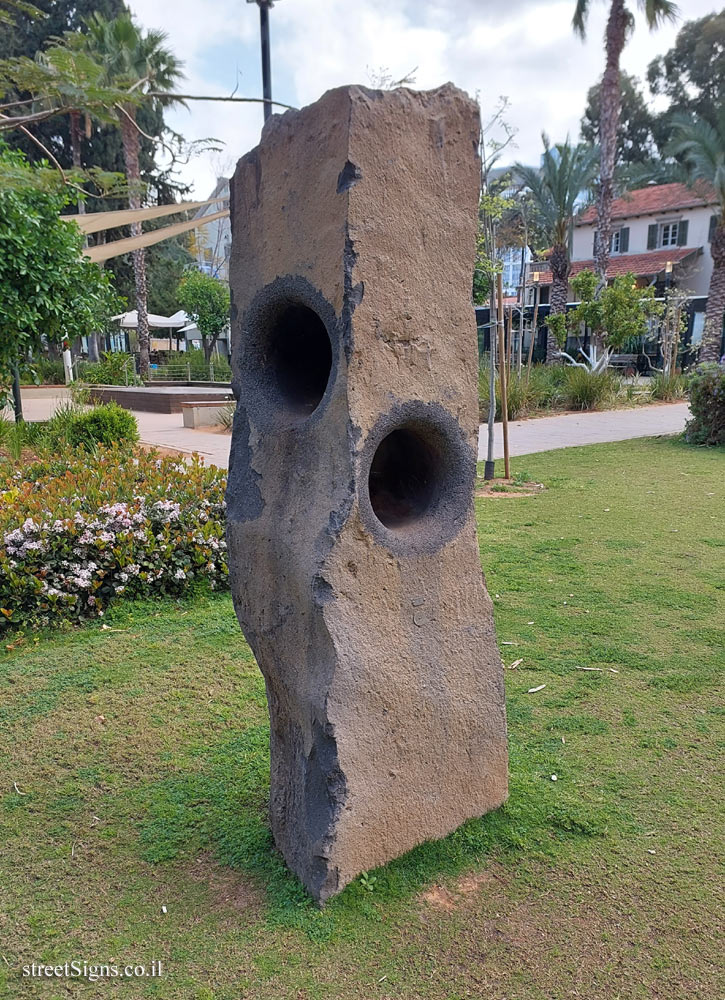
[709, 215, 718, 242]
[620, 227, 629, 252]
[647, 223, 658, 250]
[677, 220, 689, 246]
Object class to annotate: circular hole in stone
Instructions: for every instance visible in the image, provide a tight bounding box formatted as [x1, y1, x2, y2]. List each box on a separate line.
[368, 427, 441, 530]
[268, 304, 332, 417]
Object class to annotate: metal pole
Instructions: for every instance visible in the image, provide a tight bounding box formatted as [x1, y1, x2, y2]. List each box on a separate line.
[526, 281, 540, 382]
[497, 272, 510, 481]
[484, 294, 496, 481]
[259, 1, 273, 123]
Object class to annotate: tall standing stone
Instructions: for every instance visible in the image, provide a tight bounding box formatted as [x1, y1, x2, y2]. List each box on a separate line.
[226, 84, 508, 903]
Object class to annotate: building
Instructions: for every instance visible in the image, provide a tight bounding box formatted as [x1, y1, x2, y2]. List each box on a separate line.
[571, 181, 718, 298]
[528, 182, 720, 355]
[499, 245, 532, 297]
[191, 177, 231, 281]
[530, 182, 718, 297]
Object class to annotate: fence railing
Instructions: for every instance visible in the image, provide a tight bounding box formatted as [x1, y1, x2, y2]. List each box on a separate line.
[71, 356, 138, 386]
[70, 356, 231, 385]
[146, 362, 228, 382]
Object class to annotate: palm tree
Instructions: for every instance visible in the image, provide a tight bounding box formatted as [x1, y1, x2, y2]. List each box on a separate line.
[81, 13, 183, 377]
[573, 0, 678, 291]
[515, 137, 598, 362]
[669, 111, 725, 363]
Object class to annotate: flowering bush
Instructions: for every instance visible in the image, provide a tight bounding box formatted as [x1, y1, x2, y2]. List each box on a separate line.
[0, 447, 227, 629]
[685, 363, 725, 447]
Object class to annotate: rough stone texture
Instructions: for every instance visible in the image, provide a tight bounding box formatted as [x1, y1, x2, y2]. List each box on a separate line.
[226, 84, 508, 903]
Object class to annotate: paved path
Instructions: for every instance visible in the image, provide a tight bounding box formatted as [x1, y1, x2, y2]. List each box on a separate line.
[134, 410, 232, 467]
[477, 401, 690, 461]
[8, 390, 689, 469]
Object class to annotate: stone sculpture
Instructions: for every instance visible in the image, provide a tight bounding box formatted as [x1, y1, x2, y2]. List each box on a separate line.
[226, 83, 508, 902]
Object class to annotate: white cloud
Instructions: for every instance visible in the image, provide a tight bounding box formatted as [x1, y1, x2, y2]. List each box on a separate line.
[128, 0, 719, 197]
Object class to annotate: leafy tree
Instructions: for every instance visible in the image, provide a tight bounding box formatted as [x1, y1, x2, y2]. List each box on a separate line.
[109, 219, 192, 317]
[474, 189, 508, 306]
[0, 0, 127, 166]
[0, 0, 43, 28]
[514, 136, 598, 362]
[495, 174, 550, 255]
[581, 71, 656, 165]
[573, 0, 678, 290]
[0, 0, 190, 364]
[77, 13, 184, 378]
[176, 269, 230, 362]
[648, 11, 725, 146]
[613, 155, 686, 193]
[668, 111, 725, 363]
[562, 269, 661, 371]
[0, 145, 121, 416]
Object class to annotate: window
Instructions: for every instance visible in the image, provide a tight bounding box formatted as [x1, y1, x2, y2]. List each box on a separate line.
[660, 221, 679, 247]
[608, 227, 629, 254]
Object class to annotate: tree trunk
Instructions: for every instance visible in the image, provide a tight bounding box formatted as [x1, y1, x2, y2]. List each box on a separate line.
[71, 110, 100, 364]
[11, 362, 23, 422]
[120, 108, 150, 379]
[595, 0, 628, 294]
[202, 334, 220, 364]
[701, 223, 725, 363]
[548, 242, 569, 363]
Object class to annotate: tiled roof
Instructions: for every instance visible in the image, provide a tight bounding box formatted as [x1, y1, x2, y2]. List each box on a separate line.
[531, 247, 698, 285]
[575, 182, 717, 226]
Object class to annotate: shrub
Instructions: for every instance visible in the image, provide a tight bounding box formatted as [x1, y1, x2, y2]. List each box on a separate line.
[186, 347, 232, 382]
[684, 363, 725, 446]
[65, 401, 139, 450]
[217, 402, 235, 431]
[20, 357, 65, 385]
[0, 447, 227, 628]
[479, 363, 567, 421]
[0, 417, 47, 461]
[650, 371, 687, 402]
[79, 352, 141, 386]
[562, 367, 618, 411]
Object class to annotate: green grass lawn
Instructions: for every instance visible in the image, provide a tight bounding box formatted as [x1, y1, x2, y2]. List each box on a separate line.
[1, 436, 723, 1000]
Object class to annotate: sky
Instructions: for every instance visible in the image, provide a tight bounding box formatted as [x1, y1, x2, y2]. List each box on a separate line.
[129, 0, 720, 199]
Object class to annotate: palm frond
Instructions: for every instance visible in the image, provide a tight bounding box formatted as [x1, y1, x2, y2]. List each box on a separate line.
[572, 0, 590, 38]
[639, 0, 679, 30]
[515, 135, 598, 248]
[668, 110, 725, 210]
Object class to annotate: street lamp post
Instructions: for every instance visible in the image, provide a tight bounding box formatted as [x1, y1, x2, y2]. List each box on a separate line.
[247, 0, 277, 123]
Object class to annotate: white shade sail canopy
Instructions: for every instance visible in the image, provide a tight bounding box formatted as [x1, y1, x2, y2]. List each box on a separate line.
[84, 210, 229, 263]
[69, 197, 227, 235]
[112, 310, 190, 329]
